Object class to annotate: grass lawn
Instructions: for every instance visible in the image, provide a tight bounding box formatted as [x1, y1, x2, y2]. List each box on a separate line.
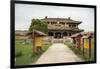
[15, 39, 50, 65]
[64, 38, 95, 61]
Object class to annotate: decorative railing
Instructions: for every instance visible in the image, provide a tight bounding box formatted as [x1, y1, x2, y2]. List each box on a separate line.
[48, 25, 79, 30]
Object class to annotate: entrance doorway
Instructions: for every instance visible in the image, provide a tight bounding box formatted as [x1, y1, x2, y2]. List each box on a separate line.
[55, 32, 61, 39]
[48, 32, 53, 36]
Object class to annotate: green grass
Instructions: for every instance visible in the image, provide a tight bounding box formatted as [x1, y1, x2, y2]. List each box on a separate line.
[15, 39, 50, 65]
[64, 38, 95, 61]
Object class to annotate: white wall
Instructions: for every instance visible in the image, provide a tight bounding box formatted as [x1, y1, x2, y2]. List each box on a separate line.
[0, 0, 99, 69]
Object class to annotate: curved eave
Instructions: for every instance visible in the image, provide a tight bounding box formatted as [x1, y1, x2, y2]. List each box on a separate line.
[71, 29, 84, 32]
[67, 21, 82, 24]
[26, 30, 47, 36]
[48, 29, 84, 32]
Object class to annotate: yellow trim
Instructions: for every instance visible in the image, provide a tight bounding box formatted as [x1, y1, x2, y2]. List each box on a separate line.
[35, 36, 42, 47]
[84, 39, 89, 48]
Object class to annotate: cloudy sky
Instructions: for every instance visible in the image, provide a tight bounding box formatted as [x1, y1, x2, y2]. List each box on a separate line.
[15, 3, 94, 32]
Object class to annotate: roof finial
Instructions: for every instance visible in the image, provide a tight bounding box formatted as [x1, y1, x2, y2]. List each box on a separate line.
[45, 16, 48, 19]
[68, 17, 71, 20]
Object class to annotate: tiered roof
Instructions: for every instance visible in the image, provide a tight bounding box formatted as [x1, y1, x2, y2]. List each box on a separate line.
[42, 17, 82, 24]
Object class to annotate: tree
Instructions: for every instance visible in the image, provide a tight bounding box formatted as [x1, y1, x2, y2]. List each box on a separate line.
[29, 19, 48, 34]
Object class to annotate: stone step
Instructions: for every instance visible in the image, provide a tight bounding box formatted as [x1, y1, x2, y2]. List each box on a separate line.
[52, 39, 64, 43]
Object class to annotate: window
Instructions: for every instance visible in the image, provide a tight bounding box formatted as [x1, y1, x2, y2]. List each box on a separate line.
[59, 22, 65, 25]
[51, 22, 57, 24]
[72, 25, 76, 27]
[69, 25, 71, 27]
[47, 22, 50, 24]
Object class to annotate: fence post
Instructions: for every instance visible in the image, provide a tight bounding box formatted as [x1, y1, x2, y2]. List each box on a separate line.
[82, 38, 84, 56]
[32, 31, 37, 53]
[88, 34, 92, 59]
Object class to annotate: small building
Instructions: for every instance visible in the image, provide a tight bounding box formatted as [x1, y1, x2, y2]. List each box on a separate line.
[34, 30, 47, 48]
[27, 30, 47, 52]
[82, 32, 93, 49]
[71, 33, 83, 48]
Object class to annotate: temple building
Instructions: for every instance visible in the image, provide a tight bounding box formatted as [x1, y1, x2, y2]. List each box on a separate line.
[42, 16, 84, 39]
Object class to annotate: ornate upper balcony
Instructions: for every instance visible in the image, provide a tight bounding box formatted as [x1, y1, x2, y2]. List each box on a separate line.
[48, 25, 79, 30]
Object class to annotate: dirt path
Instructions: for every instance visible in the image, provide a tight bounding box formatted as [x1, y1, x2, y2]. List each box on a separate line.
[35, 43, 82, 64]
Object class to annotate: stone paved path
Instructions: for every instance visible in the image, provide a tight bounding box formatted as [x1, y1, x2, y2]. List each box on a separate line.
[35, 43, 82, 64]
